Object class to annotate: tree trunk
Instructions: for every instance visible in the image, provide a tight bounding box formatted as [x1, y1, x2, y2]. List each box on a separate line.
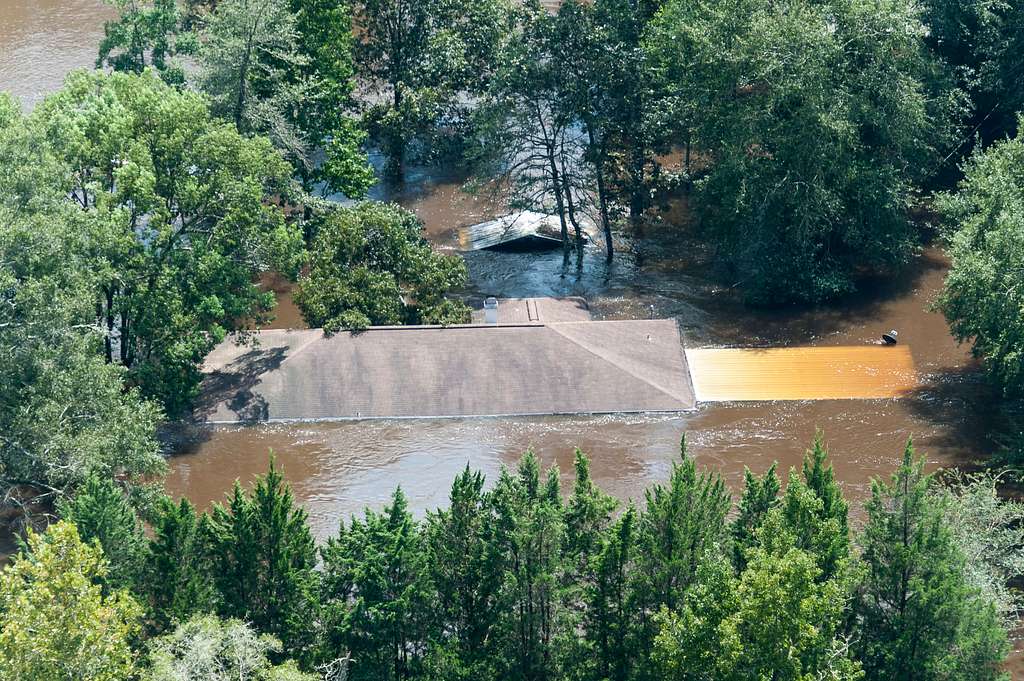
[561, 163, 584, 271]
[388, 83, 406, 183]
[586, 121, 614, 263]
[546, 144, 571, 269]
[104, 287, 115, 364]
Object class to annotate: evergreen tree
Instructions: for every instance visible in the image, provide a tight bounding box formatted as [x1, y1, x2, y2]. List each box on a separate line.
[730, 463, 780, 570]
[802, 432, 850, 541]
[556, 450, 617, 679]
[631, 438, 731, 679]
[57, 474, 147, 593]
[564, 450, 617, 573]
[322, 488, 432, 681]
[655, 513, 862, 681]
[144, 496, 218, 633]
[781, 433, 851, 581]
[854, 440, 1009, 681]
[490, 452, 565, 681]
[585, 505, 640, 681]
[207, 457, 318, 660]
[423, 465, 503, 679]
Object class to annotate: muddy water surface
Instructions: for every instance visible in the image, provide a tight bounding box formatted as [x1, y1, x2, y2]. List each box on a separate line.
[2, 7, 1018, 673]
[170, 189, 993, 539]
[0, 0, 998, 558]
[0, 0, 113, 108]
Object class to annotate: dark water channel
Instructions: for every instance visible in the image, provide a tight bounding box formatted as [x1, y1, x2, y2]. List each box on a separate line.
[1, 3, 1019, 673]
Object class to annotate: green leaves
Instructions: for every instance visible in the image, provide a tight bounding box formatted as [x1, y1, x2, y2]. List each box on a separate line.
[853, 441, 1010, 681]
[0, 522, 143, 681]
[295, 202, 470, 333]
[207, 458, 319, 658]
[29, 70, 303, 415]
[938, 121, 1024, 396]
[647, 0, 953, 303]
[98, 0, 187, 84]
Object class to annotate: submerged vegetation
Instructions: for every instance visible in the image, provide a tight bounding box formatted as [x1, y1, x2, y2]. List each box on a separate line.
[0, 0, 1023, 677]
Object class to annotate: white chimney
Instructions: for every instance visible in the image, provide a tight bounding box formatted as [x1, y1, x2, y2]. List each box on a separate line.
[484, 297, 499, 325]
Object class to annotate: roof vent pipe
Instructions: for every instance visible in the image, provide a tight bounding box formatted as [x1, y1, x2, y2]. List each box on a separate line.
[484, 297, 499, 325]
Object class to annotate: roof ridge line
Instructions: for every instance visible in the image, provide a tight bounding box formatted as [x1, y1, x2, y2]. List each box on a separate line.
[276, 330, 326, 367]
[545, 321, 690, 405]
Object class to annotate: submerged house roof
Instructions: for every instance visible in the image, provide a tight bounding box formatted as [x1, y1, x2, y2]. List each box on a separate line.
[459, 211, 565, 251]
[196, 317, 696, 423]
[469, 296, 591, 324]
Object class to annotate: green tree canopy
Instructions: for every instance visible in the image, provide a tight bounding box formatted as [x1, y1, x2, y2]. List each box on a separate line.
[207, 458, 318, 658]
[143, 496, 218, 633]
[198, 0, 311, 166]
[354, 0, 511, 180]
[938, 121, 1024, 396]
[289, 0, 375, 199]
[32, 69, 304, 414]
[0, 521, 142, 681]
[295, 202, 470, 332]
[647, 0, 957, 303]
[853, 441, 1009, 681]
[57, 475, 148, 593]
[0, 97, 164, 500]
[655, 514, 862, 681]
[98, 0, 191, 85]
[320, 487, 433, 681]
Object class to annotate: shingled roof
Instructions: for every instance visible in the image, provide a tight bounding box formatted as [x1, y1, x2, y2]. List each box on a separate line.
[196, 319, 696, 423]
[468, 297, 591, 324]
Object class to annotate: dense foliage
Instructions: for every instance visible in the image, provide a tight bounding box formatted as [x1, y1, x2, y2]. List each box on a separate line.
[0, 522, 142, 680]
[0, 92, 164, 506]
[1, 1, 1022, 677]
[647, 0, 956, 302]
[295, 202, 471, 332]
[1, 438, 1015, 681]
[938, 121, 1024, 396]
[90, 0, 1024, 305]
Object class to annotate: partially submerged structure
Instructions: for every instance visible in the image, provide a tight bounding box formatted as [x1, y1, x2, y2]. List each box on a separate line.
[686, 346, 918, 401]
[197, 298, 695, 423]
[197, 297, 922, 423]
[459, 211, 565, 251]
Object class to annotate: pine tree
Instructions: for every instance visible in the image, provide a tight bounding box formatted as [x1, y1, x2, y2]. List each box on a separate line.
[490, 451, 565, 681]
[631, 437, 731, 679]
[655, 512, 863, 681]
[322, 487, 432, 681]
[144, 496, 218, 632]
[801, 432, 850, 550]
[585, 505, 640, 681]
[423, 465, 503, 679]
[207, 456, 318, 659]
[557, 450, 618, 680]
[854, 440, 1009, 681]
[57, 474, 147, 593]
[564, 450, 618, 571]
[730, 463, 780, 570]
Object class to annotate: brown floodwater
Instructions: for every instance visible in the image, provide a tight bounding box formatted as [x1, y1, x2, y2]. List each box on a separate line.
[171, 230, 994, 539]
[2, 5, 1020, 674]
[0, 0, 114, 109]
